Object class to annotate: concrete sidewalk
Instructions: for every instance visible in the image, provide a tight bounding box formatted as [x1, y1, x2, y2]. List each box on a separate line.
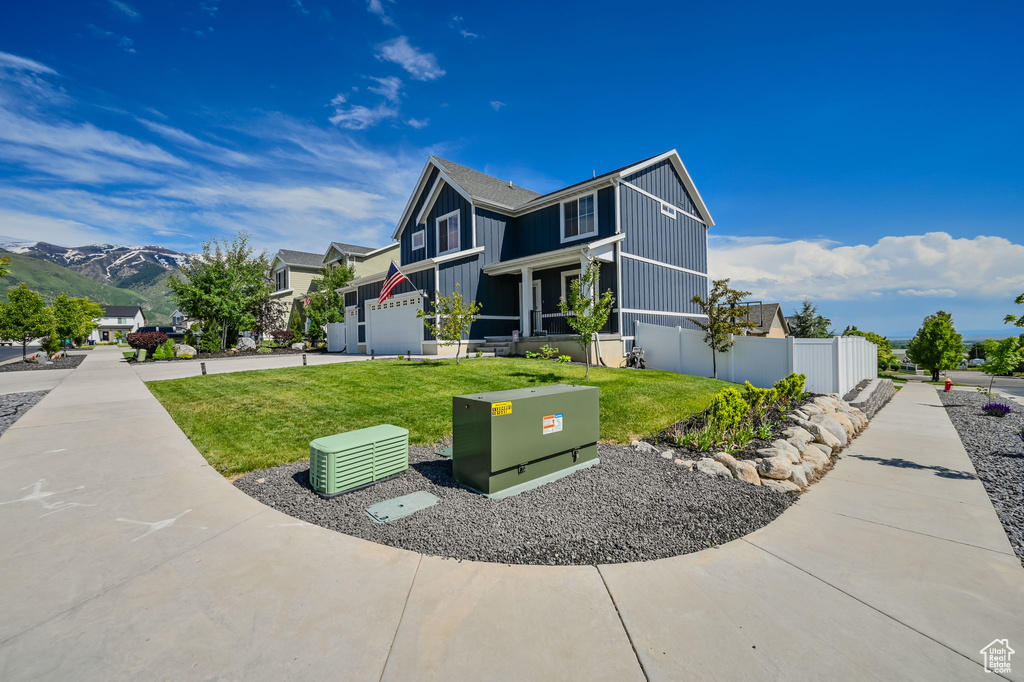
[0, 348, 1021, 680]
[0, 369, 74, 395]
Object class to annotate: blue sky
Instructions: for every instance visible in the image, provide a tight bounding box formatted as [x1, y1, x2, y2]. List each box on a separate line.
[0, 0, 1022, 336]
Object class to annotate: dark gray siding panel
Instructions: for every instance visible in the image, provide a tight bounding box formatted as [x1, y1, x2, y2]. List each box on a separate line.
[622, 313, 703, 343]
[510, 185, 616, 259]
[469, 318, 518, 339]
[399, 166, 439, 266]
[437, 255, 518, 318]
[475, 208, 514, 266]
[620, 188, 707, 272]
[423, 184, 472, 259]
[344, 291, 357, 307]
[620, 257, 706, 314]
[624, 159, 701, 220]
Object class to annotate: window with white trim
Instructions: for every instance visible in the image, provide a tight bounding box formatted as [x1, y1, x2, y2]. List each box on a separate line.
[274, 268, 288, 291]
[660, 202, 677, 219]
[436, 210, 460, 255]
[560, 269, 582, 301]
[561, 193, 596, 241]
[411, 229, 425, 251]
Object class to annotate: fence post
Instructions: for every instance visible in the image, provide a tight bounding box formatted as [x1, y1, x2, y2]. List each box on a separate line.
[787, 337, 795, 376]
[833, 337, 842, 395]
[677, 325, 684, 375]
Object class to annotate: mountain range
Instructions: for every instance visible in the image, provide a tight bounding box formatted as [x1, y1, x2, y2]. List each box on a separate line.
[0, 238, 190, 324]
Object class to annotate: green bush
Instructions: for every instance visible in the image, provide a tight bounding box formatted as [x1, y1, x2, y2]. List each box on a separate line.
[200, 325, 222, 353]
[706, 387, 749, 431]
[556, 355, 571, 363]
[184, 328, 197, 347]
[42, 335, 61, 354]
[178, 353, 194, 359]
[773, 373, 807, 400]
[741, 381, 779, 410]
[256, 346, 272, 355]
[153, 339, 176, 360]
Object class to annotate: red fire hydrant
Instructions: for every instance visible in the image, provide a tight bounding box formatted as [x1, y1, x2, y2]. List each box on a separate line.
[944, 378, 953, 392]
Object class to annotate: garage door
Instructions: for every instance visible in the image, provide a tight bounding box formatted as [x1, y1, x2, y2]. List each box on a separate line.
[366, 295, 424, 355]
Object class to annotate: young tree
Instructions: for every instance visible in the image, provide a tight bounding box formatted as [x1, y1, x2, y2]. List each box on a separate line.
[843, 327, 897, 371]
[690, 279, 756, 379]
[167, 232, 271, 351]
[982, 337, 1020, 392]
[304, 263, 355, 343]
[558, 260, 615, 378]
[417, 284, 481, 365]
[52, 294, 104, 346]
[0, 255, 10, 278]
[0, 284, 54, 359]
[1004, 292, 1024, 329]
[251, 276, 289, 340]
[790, 299, 833, 338]
[906, 310, 964, 381]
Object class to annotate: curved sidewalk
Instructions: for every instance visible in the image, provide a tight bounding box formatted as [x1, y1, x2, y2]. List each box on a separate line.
[0, 346, 1021, 680]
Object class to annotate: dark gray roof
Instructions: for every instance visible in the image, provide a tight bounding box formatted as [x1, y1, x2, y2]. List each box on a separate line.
[327, 242, 375, 257]
[432, 157, 542, 210]
[276, 249, 324, 268]
[102, 305, 144, 318]
[737, 303, 787, 335]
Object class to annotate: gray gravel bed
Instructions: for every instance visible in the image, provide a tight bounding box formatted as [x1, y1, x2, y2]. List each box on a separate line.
[939, 390, 1024, 567]
[236, 443, 794, 565]
[0, 355, 86, 373]
[0, 391, 48, 436]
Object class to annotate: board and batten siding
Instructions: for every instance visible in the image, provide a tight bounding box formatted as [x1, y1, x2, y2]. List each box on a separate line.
[399, 166, 439, 266]
[400, 181, 471, 265]
[623, 159, 701, 220]
[619, 188, 707, 272]
[474, 208, 514, 266]
[510, 186, 616, 259]
[619, 257, 705, 315]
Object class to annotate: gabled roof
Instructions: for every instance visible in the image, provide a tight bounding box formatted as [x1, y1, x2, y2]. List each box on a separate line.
[325, 242, 375, 258]
[101, 305, 144, 318]
[737, 303, 788, 335]
[432, 157, 542, 210]
[275, 249, 324, 268]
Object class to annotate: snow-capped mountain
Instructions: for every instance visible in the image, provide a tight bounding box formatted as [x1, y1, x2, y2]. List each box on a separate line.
[0, 238, 189, 285]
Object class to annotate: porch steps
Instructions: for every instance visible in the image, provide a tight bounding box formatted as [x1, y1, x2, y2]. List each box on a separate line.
[479, 337, 513, 357]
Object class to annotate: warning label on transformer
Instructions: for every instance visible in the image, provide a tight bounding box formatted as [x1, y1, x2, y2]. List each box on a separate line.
[491, 401, 513, 417]
[542, 413, 563, 435]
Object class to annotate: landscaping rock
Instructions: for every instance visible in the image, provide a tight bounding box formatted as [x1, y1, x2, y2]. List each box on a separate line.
[756, 456, 793, 480]
[846, 407, 869, 430]
[712, 451, 738, 468]
[174, 344, 197, 357]
[236, 337, 257, 351]
[789, 464, 809, 488]
[791, 409, 809, 420]
[849, 378, 896, 419]
[770, 439, 802, 458]
[731, 460, 761, 485]
[696, 458, 732, 479]
[660, 450, 675, 460]
[804, 422, 842, 452]
[674, 459, 695, 469]
[809, 414, 848, 447]
[756, 447, 800, 464]
[813, 396, 838, 413]
[799, 447, 830, 471]
[634, 441, 659, 455]
[291, 342, 305, 350]
[782, 426, 815, 451]
[760, 479, 801, 494]
[830, 411, 856, 439]
[802, 404, 825, 416]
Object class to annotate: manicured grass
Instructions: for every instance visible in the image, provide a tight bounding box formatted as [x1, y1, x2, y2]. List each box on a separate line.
[146, 357, 732, 475]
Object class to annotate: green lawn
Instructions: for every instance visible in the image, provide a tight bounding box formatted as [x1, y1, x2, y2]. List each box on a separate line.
[146, 357, 731, 476]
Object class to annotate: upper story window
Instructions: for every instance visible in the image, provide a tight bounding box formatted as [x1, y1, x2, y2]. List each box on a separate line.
[436, 210, 460, 255]
[118, 317, 127, 325]
[561, 193, 596, 242]
[660, 202, 677, 219]
[274, 268, 288, 291]
[411, 229, 425, 251]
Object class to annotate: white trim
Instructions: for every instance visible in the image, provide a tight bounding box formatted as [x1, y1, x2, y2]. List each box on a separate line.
[620, 308, 709, 318]
[615, 241, 624, 357]
[391, 158, 435, 240]
[411, 229, 425, 251]
[559, 191, 599, 244]
[620, 180, 705, 225]
[613, 180, 621, 234]
[269, 288, 294, 297]
[619, 251, 708, 278]
[360, 242, 400, 258]
[621, 336, 635, 341]
[471, 205, 478, 248]
[660, 202, 677, 220]
[415, 175, 445, 226]
[559, 269, 581, 300]
[434, 245, 484, 264]
[435, 209, 461, 256]
[617, 150, 714, 226]
[483, 234, 626, 276]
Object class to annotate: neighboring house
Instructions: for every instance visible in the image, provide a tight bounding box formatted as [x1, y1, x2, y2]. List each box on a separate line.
[170, 309, 190, 328]
[338, 150, 714, 358]
[736, 303, 790, 338]
[90, 305, 147, 343]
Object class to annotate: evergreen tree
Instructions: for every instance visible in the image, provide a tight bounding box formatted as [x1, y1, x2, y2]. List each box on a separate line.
[907, 311, 963, 381]
[790, 299, 833, 338]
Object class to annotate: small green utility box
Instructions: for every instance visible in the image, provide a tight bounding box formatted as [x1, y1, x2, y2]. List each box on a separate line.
[309, 424, 409, 498]
[452, 384, 599, 498]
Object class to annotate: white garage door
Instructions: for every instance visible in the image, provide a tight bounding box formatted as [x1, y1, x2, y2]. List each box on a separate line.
[366, 295, 423, 355]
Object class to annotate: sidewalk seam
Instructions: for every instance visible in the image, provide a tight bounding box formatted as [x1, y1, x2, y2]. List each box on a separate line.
[597, 565, 651, 682]
[821, 475, 995, 509]
[740, 538, 1011, 681]
[377, 553, 422, 682]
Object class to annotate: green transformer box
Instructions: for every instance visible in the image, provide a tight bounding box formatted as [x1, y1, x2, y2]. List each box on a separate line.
[452, 384, 600, 498]
[308, 424, 409, 498]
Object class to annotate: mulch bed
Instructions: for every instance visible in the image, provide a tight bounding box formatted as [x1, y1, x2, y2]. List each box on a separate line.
[0, 355, 87, 373]
[127, 347, 326, 362]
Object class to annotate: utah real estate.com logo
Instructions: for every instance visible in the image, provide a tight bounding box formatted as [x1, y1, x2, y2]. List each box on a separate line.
[980, 639, 1014, 674]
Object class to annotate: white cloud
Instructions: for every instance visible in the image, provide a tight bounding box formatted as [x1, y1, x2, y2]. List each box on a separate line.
[328, 102, 398, 130]
[490, 101, 505, 111]
[367, 0, 395, 26]
[137, 119, 255, 166]
[709, 232, 1024, 302]
[406, 118, 428, 129]
[367, 75, 402, 103]
[107, 0, 140, 21]
[376, 36, 445, 81]
[460, 30, 478, 39]
[0, 209, 106, 246]
[449, 15, 477, 39]
[0, 51, 58, 76]
[199, 1, 219, 17]
[292, 0, 310, 15]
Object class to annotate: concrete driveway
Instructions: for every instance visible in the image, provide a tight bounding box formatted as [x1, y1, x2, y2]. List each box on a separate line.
[1, 346, 1022, 680]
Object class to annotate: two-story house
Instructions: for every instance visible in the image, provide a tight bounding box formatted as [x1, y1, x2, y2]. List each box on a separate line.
[89, 305, 147, 343]
[269, 242, 400, 329]
[338, 150, 713, 360]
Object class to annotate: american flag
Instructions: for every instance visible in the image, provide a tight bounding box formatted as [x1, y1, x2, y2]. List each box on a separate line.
[378, 261, 409, 303]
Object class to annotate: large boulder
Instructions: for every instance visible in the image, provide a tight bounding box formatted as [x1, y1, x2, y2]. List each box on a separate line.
[789, 464, 809, 488]
[803, 421, 842, 452]
[712, 451, 738, 468]
[731, 460, 761, 485]
[830, 411, 856, 439]
[761, 479, 801, 494]
[770, 439, 802, 459]
[812, 396, 838, 414]
[291, 342, 305, 350]
[756, 456, 793, 480]
[845, 407, 869, 431]
[810, 414, 848, 447]
[799, 446, 830, 472]
[782, 426, 815, 452]
[695, 458, 732, 479]
[757, 447, 800, 464]
[802, 403, 825, 416]
[236, 337, 257, 351]
[174, 344, 197, 357]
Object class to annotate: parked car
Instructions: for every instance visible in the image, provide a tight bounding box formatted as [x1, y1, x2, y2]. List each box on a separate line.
[136, 326, 185, 341]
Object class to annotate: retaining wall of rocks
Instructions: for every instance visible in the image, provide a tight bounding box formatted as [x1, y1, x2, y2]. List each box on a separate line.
[848, 378, 896, 419]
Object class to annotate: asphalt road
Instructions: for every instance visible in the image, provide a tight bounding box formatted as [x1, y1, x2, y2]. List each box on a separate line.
[942, 369, 1024, 399]
[0, 344, 36, 364]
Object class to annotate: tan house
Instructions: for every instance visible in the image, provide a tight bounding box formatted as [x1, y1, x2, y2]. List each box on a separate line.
[737, 303, 790, 338]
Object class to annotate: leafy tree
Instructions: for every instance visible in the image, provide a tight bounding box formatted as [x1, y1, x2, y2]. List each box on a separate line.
[52, 294, 104, 346]
[982, 337, 1020, 392]
[167, 232, 271, 351]
[0, 256, 10, 278]
[304, 263, 355, 343]
[790, 299, 833, 338]
[558, 260, 615, 378]
[843, 326, 897, 370]
[967, 341, 987, 361]
[906, 310, 963, 381]
[690, 278, 755, 379]
[287, 305, 304, 343]
[1005, 292, 1024, 329]
[417, 283, 481, 365]
[0, 284, 55, 359]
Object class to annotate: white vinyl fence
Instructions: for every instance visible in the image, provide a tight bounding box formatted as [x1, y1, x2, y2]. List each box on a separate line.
[635, 322, 877, 396]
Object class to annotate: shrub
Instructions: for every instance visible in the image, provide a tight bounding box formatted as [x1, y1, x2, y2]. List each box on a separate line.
[42, 335, 61, 354]
[126, 331, 168, 353]
[256, 346, 272, 355]
[183, 328, 197, 347]
[475, 351, 483, 358]
[153, 339, 175, 360]
[271, 329, 295, 345]
[556, 355, 572, 363]
[200, 326, 222, 353]
[537, 344, 559, 360]
[178, 353, 194, 359]
[982, 402, 1012, 418]
[706, 388, 749, 432]
[741, 382, 779, 410]
[773, 373, 806, 400]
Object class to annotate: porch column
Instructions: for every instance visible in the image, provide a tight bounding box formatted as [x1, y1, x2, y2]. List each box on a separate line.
[520, 265, 532, 337]
[580, 254, 593, 299]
